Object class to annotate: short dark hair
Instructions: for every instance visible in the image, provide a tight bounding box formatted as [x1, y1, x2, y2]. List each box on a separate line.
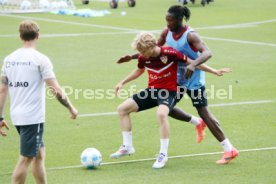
[168, 5, 191, 22]
[19, 20, 39, 41]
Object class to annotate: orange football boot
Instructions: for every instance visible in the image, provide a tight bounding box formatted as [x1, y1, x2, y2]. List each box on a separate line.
[196, 119, 206, 143]
[216, 148, 239, 164]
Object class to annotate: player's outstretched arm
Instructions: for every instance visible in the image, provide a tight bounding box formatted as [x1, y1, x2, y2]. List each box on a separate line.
[197, 64, 232, 76]
[45, 79, 78, 119]
[0, 76, 9, 137]
[117, 54, 139, 64]
[115, 68, 145, 96]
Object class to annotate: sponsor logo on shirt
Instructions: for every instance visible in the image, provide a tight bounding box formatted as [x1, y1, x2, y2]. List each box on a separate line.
[149, 72, 171, 80]
[6, 61, 31, 68]
[9, 81, 29, 88]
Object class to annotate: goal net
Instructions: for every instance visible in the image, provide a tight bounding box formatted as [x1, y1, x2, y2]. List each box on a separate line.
[0, 0, 75, 13]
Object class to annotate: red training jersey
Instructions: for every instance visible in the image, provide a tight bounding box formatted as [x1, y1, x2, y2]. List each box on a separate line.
[137, 46, 187, 91]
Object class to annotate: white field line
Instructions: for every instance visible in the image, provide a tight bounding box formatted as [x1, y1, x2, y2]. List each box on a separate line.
[78, 100, 275, 117]
[3, 146, 274, 174]
[1, 15, 275, 46]
[46, 146, 276, 171]
[195, 19, 276, 30]
[0, 31, 138, 38]
[1, 32, 275, 47]
[79, 112, 117, 117]
[202, 36, 276, 47]
[0, 13, 275, 32]
[0, 14, 140, 32]
[207, 100, 274, 107]
[1, 146, 276, 175]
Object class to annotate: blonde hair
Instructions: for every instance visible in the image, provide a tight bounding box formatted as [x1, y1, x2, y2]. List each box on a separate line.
[19, 20, 39, 41]
[131, 32, 157, 51]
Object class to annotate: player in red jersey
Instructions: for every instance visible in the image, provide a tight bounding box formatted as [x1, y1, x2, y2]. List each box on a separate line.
[110, 32, 207, 169]
[117, 5, 238, 165]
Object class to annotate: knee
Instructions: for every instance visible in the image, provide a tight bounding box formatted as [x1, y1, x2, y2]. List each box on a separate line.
[117, 104, 129, 116]
[20, 156, 33, 165]
[156, 111, 167, 122]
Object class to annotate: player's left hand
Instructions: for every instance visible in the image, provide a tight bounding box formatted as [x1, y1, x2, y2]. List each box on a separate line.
[215, 68, 232, 76]
[0, 120, 9, 137]
[185, 63, 196, 79]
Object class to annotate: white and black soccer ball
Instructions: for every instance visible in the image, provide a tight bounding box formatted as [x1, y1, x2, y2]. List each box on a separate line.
[80, 148, 102, 169]
[109, 0, 118, 9]
[127, 0, 135, 7]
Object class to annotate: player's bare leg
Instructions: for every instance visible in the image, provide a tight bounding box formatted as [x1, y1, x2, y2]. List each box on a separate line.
[110, 98, 138, 158]
[32, 147, 47, 184]
[12, 156, 33, 184]
[169, 107, 191, 122]
[197, 106, 225, 141]
[169, 107, 207, 143]
[153, 105, 170, 169]
[197, 106, 239, 164]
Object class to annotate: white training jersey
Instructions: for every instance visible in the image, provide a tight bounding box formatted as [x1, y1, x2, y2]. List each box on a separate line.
[1, 47, 56, 126]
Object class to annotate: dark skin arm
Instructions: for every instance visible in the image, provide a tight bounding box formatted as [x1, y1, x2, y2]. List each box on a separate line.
[116, 30, 212, 79]
[185, 31, 212, 79]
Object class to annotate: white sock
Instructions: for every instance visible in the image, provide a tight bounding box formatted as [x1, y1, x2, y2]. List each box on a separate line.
[220, 138, 233, 152]
[160, 139, 169, 155]
[122, 131, 133, 147]
[190, 116, 200, 126]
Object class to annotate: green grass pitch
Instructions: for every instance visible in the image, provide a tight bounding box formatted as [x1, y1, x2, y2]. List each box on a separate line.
[0, 0, 276, 183]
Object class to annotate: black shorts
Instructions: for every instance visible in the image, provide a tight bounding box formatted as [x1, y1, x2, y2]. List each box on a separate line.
[132, 88, 177, 112]
[176, 86, 208, 108]
[15, 123, 44, 157]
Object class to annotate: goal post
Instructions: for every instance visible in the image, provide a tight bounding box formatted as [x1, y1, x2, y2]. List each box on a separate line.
[0, 0, 75, 13]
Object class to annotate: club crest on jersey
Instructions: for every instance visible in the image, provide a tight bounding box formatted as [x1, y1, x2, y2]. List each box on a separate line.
[160, 56, 168, 64]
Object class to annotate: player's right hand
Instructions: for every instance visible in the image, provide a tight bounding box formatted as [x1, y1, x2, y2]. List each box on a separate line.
[115, 83, 123, 96]
[117, 55, 132, 64]
[69, 106, 78, 119]
[0, 120, 9, 137]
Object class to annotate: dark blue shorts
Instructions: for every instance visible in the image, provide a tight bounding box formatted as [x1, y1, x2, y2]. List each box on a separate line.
[15, 123, 44, 157]
[176, 86, 208, 108]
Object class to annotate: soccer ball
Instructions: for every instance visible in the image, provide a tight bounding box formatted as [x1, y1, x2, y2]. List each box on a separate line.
[80, 148, 102, 169]
[127, 0, 135, 7]
[109, 0, 118, 9]
[82, 0, 89, 5]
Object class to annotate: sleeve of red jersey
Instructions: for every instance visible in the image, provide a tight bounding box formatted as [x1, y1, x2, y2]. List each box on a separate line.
[172, 49, 188, 63]
[137, 55, 145, 69]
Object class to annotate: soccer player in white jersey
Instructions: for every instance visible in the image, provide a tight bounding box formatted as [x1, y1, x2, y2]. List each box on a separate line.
[0, 20, 78, 184]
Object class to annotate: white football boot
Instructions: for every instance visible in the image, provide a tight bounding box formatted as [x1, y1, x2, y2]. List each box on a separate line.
[110, 145, 135, 159]
[152, 153, 168, 169]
